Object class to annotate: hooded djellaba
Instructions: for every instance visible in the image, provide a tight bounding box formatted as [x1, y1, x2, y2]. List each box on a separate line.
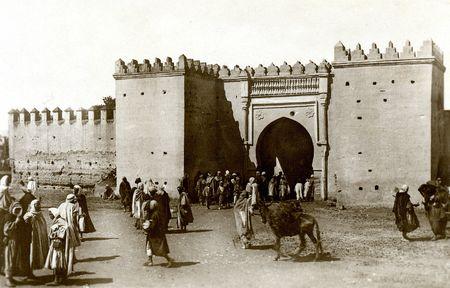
[23, 199, 49, 271]
[73, 185, 96, 239]
[142, 200, 174, 267]
[4, 201, 34, 286]
[45, 207, 69, 285]
[177, 186, 193, 231]
[392, 185, 420, 240]
[58, 194, 81, 275]
[233, 190, 254, 249]
[0, 175, 14, 274]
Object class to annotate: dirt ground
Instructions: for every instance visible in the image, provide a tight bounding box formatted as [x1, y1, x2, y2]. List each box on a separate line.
[5, 190, 450, 288]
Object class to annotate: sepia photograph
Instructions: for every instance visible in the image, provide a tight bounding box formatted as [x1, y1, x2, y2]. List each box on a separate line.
[0, 0, 449, 287]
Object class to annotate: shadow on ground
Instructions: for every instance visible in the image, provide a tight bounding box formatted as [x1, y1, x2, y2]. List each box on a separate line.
[63, 277, 114, 286]
[146, 261, 200, 268]
[78, 255, 120, 263]
[82, 237, 119, 242]
[167, 229, 213, 234]
[248, 244, 273, 250]
[289, 252, 340, 263]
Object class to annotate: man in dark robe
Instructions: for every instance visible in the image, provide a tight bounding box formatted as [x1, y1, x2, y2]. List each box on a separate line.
[73, 185, 96, 239]
[4, 202, 34, 286]
[17, 186, 35, 280]
[154, 187, 172, 232]
[427, 186, 448, 240]
[142, 200, 174, 267]
[259, 172, 269, 201]
[119, 177, 132, 212]
[392, 185, 419, 240]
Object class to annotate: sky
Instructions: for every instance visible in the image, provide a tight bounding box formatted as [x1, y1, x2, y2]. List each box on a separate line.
[1, 0, 450, 134]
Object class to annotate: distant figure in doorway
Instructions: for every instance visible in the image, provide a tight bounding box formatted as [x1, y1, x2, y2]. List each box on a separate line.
[73, 185, 96, 239]
[392, 185, 420, 240]
[295, 178, 304, 201]
[304, 175, 315, 202]
[268, 176, 276, 201]
[142, 200, 174, 267]
[177, 186, 193, 231]
[278, 175, 289, 201]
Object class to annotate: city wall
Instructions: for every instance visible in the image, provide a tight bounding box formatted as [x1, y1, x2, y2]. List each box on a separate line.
[329, 40, 446, 205]
[8, 107, 115, 187]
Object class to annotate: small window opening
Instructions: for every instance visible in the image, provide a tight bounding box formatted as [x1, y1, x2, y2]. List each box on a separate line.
[383, 99, 388, 102]
[410, 80, 415, 84]
[375, 185, 379, 190]
[162, 90, 167, 94]
[368, 169, 372, 172]
[123, 93, 126, 97]
[372, 82, 377, 85]
[357, 116, 362, 120]
[26, 160, 30, 164]
[98, 137, 102, 140]
[345, 82, 350, 86]
[163, 152, 167, 155]
[359, 187, 363, 191]
[52, 136, 56, 139]
[151, 152, 154, 155]
[88, 162, 92, 166]
[141, 92, 144, 95]
[358, 152, 362, 155]
[391, 80, 395, 84]
[51, 161, 54, 165]
[110, 138, 114, 140]
[356, 100, 361, 103]
[289, 111, 295, 116]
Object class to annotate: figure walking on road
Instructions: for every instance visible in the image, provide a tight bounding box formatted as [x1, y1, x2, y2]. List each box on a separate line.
[142, 200, 174, 267]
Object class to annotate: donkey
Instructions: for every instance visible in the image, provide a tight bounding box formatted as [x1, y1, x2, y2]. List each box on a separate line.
[258, 200, 323, 261]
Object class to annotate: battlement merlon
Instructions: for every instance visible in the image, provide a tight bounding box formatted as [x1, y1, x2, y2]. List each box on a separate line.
[8, 106, 115, 125]
[333, 40, 445, 71]
[113, 55, 331, 81]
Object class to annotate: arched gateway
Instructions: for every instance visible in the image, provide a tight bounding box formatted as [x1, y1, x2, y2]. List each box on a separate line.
[256, 117, 314, 189]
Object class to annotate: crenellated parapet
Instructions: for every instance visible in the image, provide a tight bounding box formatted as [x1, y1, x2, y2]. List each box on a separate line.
[114, 54, 331, 81]
[8, 106, 115, 126]
[218, 59, 331, 81]
[114, 55, 221, 79]
[334, 40, 444, 70]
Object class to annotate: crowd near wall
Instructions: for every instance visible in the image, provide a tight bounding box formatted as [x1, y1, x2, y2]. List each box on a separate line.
[8, 107, 115, 187]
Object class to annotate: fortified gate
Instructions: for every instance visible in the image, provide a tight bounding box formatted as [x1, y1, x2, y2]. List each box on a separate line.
[9, 40, 450, 206]
[220, 62, 331, 200]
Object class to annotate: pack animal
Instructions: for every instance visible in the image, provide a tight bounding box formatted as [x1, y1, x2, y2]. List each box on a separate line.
[258, 200, 323, 261]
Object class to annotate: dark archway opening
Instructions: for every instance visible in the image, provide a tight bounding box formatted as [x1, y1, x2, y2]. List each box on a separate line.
[256, 117, 314, 191]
